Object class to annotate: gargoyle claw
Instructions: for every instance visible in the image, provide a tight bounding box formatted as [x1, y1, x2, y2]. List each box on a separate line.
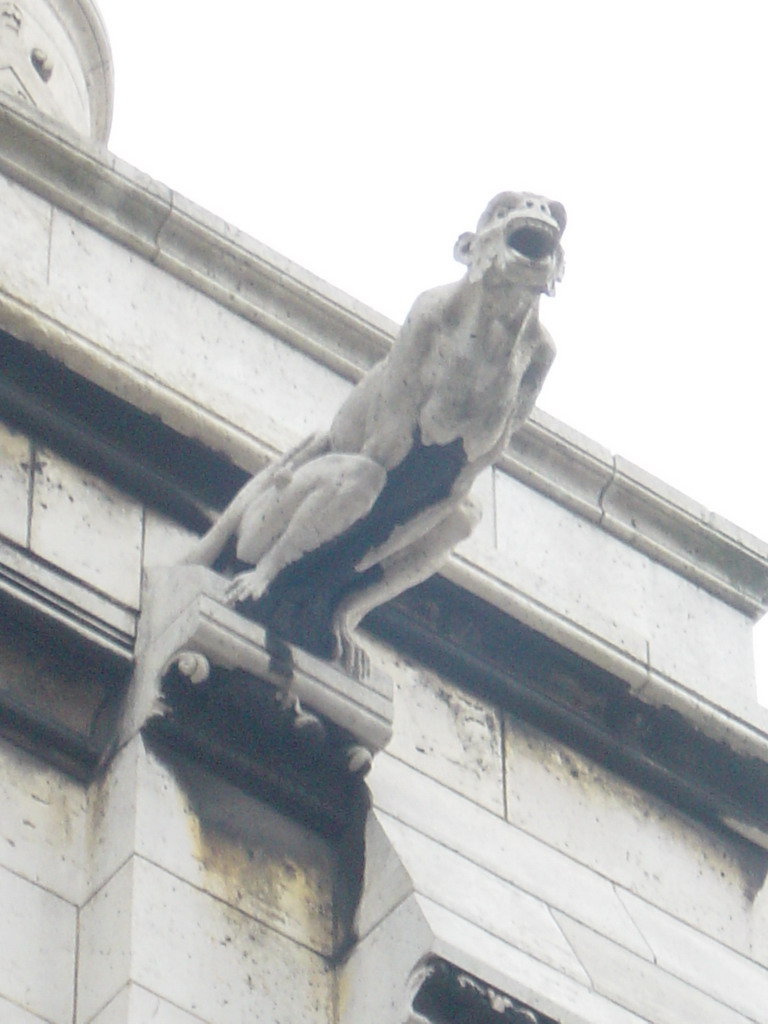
[226, 569, 270, 606]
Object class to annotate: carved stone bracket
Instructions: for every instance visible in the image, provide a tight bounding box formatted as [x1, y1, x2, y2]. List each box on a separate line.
[128, 567, 393, 791]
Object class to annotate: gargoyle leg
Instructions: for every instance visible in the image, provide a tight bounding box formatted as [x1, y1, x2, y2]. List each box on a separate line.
[180, 432, 328, 568]
[229, 453, 387, 605]
[335, 497, 481, 654]
[354, 483, 477, 573]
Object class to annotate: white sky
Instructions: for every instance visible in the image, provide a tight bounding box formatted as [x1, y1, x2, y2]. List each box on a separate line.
[95, 0, 768, 698]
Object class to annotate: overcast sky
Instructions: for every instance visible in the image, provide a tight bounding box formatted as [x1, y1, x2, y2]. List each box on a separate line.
[94, 0, 768, 697]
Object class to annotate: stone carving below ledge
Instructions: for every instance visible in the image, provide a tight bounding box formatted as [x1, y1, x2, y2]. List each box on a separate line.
[128, 566, 393, 798]
[182, 192, 565, 682]
[411, 959, 556, 1024]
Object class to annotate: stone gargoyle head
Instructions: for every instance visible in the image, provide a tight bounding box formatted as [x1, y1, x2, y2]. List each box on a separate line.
[454, 190, 566, 296]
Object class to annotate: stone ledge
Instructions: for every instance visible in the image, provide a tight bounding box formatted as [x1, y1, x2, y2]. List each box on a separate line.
[0, 535, 135, 658]
[369, 576, 768, 851]
[445, 554, 768, 762]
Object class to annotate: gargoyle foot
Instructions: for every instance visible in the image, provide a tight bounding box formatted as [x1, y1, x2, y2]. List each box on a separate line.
[227, 568, 270, 606]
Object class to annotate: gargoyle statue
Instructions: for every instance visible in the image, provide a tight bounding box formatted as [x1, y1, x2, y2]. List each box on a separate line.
[183, 191, 566, 677]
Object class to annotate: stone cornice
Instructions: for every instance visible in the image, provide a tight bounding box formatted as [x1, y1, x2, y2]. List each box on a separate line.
[1, 96, 767, 622]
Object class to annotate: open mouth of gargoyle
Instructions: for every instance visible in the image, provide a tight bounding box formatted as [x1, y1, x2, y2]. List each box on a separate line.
[506, 221, 559, 261]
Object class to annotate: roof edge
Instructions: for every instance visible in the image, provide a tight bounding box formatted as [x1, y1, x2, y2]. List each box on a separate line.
[1, 99, 766, 618]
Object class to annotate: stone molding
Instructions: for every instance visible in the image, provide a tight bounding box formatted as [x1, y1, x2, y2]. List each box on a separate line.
[0, 534, 135, 657]
[1, 99, 765, 627]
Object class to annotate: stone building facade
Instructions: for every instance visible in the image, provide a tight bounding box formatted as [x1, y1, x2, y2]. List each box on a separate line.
[2, 3, 768, 1022]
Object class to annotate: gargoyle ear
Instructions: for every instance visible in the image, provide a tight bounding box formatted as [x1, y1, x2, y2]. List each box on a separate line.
[546, 246, 565, 296]
[454, 231, 474, 265]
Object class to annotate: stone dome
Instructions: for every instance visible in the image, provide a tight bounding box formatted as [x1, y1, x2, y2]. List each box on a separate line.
[0, 0, 113, 141]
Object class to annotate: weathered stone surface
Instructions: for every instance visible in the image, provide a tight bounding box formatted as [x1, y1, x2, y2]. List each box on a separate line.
[129, 566, 393, 773]
[86, 739, 140, 897]
[134, 742, 337, 955]
[78, 856, 332, 1024]
[0, 421, 30, 547]
[78, 857, 134, 1022]
[338, 894, 433, 1024]
[368, 752, 654, 958]
[0, 737, 87, 904]
[554, 914, 753, 1024]
[643, 560, 756, 720]
[0, 0, 112, 140]
[0, 994, 46, 1024]
[30, 447, 143, 607]
[492, 466, 654, 664]
[617, 891, 768, 1020]
[419, 898, 649, 1024]
[45, 208, 351, 456]
[372, 639, 504, 814]
[491, 461, 768, 737]
[86, 736, 337, 955]
[89, 983, 206, 1024]
[0, 174, 50, 306]
[142, 510, 196, 569]
[377, 811, 590, 984]
[3, 89, 768, 1024]
[503, 716, 763, 957]
[0, 863, 76, 1022]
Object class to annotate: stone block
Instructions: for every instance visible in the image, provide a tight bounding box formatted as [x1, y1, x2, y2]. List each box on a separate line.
[0, 864, 76, 1022]
[491, 467, 650, 665]
[376, 812, 590, 984]
[133, 742, 336, 955]
[373, 638, 504, 814]
[87, 737, 335, 958]
[29, 447, 143, 608]
[0, 175, 50, 309]
[0, 994, 46, 1024]
[368, 753, 653, 958]
[78, 858, 135, 1023]
[0, 535, 137, 655]
[45, 210, 351, 454]
[142, 510, 196, 569]
[419, 898, 648, 1024]
[617, 891, 768, 1020]
[354, 805, 418, 940]
[0, 421, 30, 547]
[78, 856, 332, 1024]
[492, 463, 763, 725]
[338, 894, 433, 1024]
[90, 984, 205, 1024]
[503, 716, 760, 956]
[553, 914, 751, 1024]
[644, 560, 757, 720]
[0, 737, 87, 905]
[86, 740, 141, 898]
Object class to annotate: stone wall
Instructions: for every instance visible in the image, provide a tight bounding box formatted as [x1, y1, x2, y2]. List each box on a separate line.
[2, 97, 768, 1023]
